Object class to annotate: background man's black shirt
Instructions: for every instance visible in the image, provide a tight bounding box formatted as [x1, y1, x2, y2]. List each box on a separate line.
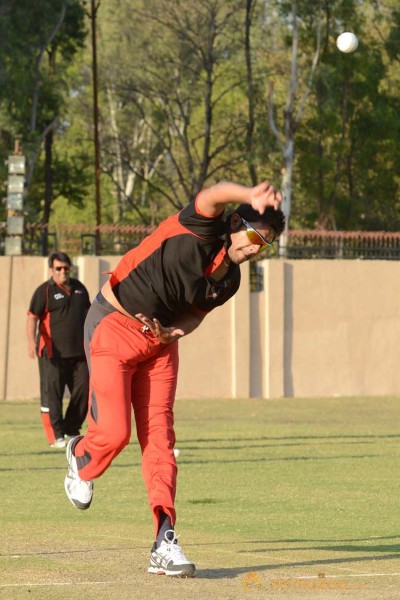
[28, 278, 90, 359]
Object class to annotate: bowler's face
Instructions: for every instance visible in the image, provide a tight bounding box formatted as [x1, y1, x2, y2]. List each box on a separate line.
[228, 221, 276, 265]
[51, 260, 71, 286]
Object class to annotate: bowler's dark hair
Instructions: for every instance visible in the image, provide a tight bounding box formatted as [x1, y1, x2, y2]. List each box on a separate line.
[231, 205, 286, 237]
[48, 252, 72, 268]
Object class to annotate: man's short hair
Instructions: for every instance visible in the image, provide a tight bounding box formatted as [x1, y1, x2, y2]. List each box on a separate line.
[48, 252, 72, 268]
[234, 205, 286, 237]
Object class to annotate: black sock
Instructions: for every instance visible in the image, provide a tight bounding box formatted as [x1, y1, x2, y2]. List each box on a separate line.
[156, 511, 174, 548]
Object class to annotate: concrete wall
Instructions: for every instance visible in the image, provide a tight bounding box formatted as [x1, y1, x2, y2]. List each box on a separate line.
[2, 255, 400, 400]
[283, 260, 400, 397]
[249, 259, 400, 398]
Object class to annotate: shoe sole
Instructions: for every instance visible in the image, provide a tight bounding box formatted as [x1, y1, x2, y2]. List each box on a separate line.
[148, 567, 196, 577]
[148, 565, 196, 577]
[64, 439, 93, 510]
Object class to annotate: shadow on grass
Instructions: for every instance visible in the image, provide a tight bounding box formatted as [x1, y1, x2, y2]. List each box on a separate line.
[181, 434, 400, 443]
[0, 453, 381, 472]
[176, 453, 382, 466]
[0, 545, 149, 558]
[1, 451, 68, 457]
[309, 543, 400, 554]
[2, 537, 399, 581]
[3, 541, 398, 567]
[180, 440, 376, 450]
[234, 534, 400, 544]
[197, 551, 400, 579]
[238, 543, 400, 554]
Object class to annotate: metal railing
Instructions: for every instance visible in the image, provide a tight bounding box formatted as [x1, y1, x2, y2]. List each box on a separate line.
[285, 230, 400, 260]
[4, 223, 156, 256]
[2, 223, 400, 261]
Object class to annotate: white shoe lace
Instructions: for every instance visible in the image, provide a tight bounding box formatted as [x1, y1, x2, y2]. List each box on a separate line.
[168, 542, 188, 562]
[160, 531, 190, 564]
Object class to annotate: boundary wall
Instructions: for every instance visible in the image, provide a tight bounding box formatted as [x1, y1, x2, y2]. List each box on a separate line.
[1, 256, 400, 400]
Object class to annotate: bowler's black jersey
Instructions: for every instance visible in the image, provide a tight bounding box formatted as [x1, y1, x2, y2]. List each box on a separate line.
[110, 196, 241, 325]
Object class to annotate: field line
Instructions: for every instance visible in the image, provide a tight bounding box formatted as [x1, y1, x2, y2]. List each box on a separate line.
[292, 572, 400, 580]
[2, 572, 400, 588]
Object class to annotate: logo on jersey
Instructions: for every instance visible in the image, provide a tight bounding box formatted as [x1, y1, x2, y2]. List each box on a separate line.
[207, 288, 219, 299]
[206, 278, 230, 301]
[74, 290, 83, 294]
[54, 293, 64, 300]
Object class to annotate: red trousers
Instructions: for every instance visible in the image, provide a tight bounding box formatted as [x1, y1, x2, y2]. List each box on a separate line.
[75, 300, 179, 533]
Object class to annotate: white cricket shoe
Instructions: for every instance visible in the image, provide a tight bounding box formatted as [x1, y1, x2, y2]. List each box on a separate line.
[64, 437, 93, 510]
[50, 437, 66, 449]
[148, 531, 196, 577]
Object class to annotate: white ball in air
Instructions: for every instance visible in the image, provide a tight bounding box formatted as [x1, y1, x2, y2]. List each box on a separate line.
[173, 448, 180, 458]
[336, 32, 358, 53]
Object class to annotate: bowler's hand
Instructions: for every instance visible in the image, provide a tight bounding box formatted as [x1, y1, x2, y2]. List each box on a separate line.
[135, 313, 184, 344]
[250, 181, 282, 214]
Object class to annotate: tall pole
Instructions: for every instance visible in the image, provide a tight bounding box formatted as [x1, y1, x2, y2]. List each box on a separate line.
[90, 0, 101, 254]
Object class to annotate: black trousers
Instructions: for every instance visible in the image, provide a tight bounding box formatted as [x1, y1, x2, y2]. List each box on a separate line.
[39, 353, 89, 439]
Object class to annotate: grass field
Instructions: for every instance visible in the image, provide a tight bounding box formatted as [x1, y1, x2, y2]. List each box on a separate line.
[0, 396, 399, 599]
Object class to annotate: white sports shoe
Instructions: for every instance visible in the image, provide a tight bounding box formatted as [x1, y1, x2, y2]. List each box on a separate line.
[64, 438, 93, 510]
[148, 531, 196, 577]
[50, 437, 66, 449]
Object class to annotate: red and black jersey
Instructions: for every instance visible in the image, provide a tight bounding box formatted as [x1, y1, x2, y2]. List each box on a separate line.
[28, 278, 90, 359]
[110, 197, 241, 325]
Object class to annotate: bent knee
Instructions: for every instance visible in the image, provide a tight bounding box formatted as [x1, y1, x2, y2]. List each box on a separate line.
[103, 429, 131, 453]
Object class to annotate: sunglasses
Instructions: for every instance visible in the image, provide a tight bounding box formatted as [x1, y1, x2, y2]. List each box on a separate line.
[53, 266, 70, 272]
[241, 218, 275, 253]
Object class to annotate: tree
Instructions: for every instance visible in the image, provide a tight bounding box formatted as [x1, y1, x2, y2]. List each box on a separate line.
[0, 0, 86, 249]
[95, 0, 251, 223]
[295, 0, 400, 231]
[266, 0, 323, 252]
[32, 0, 400, 241]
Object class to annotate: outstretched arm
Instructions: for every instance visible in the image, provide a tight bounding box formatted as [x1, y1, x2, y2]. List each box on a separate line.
[135, 308, 205, 344]
[196, 181, 282, 218]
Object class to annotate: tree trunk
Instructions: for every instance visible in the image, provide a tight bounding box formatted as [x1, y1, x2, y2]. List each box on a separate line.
[279, 140, 294, 257]
[245, 0, 257, 185]
[42, 127, 53, 256]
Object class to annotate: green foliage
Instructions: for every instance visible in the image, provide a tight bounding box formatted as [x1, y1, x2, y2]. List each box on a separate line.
[0, 0, 85, 130]
[294, 1, 400, 230]
[1, 0, 400, 235]
[27, 150, 93, 217]
[0, 0, 86, 224]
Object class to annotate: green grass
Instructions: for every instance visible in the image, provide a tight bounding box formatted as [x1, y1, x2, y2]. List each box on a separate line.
[0, 396, 400, 599]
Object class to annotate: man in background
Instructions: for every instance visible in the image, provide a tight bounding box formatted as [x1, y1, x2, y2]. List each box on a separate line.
[27, 252, 90, 448]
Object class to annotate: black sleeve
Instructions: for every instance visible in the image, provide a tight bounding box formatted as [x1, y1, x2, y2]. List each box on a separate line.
[179, 194, 227, 238]
[28, 283, 48, 318]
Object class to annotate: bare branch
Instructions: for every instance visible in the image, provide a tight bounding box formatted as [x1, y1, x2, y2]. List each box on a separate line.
[267, 82, 284, 151]
[30, 0, 68, 133]
[295, 3, 323, 125]
[285, 0, 298, 122]
[26, 117, 60, 188]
